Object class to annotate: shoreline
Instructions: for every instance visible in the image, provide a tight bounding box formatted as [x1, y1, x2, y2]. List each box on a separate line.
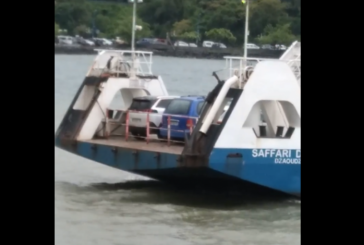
[54, 44, 284, 59]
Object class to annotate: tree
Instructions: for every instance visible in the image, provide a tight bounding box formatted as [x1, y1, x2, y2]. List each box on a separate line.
[205, 28, 236, 44]
[55, 23, 60, 37]
[257, 24, 296, 45]
[54, 1, 91, 35]
[74, 25, 90, 36]
[179, 31, 198, 42]
[114, 17, 151, 44]
[138, 0, 186, 37]
[249, 0, 289, 38]
[172, 19, 193, 36]
[53, 0, 301, 46]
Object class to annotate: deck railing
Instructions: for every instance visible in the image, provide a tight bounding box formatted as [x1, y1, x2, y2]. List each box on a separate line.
[87, 50, 154, 77]
[101, 109, 198, 146]
[221, 41, 301, 83]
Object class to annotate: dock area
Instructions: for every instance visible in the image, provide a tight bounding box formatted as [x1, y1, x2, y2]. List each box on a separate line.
[54, 44, 284, 59]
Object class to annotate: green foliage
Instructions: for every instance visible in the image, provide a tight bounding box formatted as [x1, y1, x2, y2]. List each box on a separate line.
[54, 0, 300, 45]
[114, 17, 152, 44]
[205, 28, 236, 43]
[172, 19, 193, 36]
[74, 25, 90, 36]
[179, 31, 198, 41]
[55, 23, 60, 37]
[257, 24, 296, 45]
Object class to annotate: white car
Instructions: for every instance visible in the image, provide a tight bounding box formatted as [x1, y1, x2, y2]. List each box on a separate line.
[202, 40, 214, 48]
[127, 95, 180, 138]
[84, 39, 95, 46]
[279, 44, 287, 50]
[246, 43, 260, 49]
[58, 35, 74, 45]
[213, 42, 227, 48]
[174, 41, 189, 47]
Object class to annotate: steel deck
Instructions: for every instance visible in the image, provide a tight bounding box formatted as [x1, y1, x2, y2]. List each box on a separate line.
[83, 137, 184, 155]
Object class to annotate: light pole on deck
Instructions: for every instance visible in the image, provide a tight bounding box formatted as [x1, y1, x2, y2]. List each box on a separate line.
[88, 0, 143, 78]
[129, 0, 143, 78]
[243, 0, 249, 59]
[130, 0, 138, 54]
[87, 0, 142, 53]
[238, 0, 250, 88]
[243, 0, 250, 64]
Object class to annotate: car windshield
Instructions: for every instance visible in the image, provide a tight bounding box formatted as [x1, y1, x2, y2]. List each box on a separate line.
[164, 99, 191, 115]
[129, 99, 156, 111]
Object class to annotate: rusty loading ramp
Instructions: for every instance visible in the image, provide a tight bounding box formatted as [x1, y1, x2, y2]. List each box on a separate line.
[83, 137, 184, 155]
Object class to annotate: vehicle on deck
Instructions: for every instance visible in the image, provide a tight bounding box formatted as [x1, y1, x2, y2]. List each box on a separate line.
[159, 96, 205, 141]
[128, 95, 179, 138]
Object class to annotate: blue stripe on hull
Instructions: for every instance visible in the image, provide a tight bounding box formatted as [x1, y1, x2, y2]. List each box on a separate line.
[55, 139, 179, 171]
[209, 148, 301, 196]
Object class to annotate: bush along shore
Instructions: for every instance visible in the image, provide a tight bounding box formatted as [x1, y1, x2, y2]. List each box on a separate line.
[54, 44, 284, 59]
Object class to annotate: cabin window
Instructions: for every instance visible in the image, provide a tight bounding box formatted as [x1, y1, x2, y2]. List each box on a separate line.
[243, 100, 300, 139]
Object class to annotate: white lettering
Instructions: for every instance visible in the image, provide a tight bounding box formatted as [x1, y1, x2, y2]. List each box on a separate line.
[296, 150, 301, 158]
[258, 149, 265, 157]
[252, 149, 301, 164]
[269, 149, 276, 157]
[252, 149, 258, 157]
[276, 150, 282, 157]
[264, 149, 270, 157]
[282, 150, 289, 158]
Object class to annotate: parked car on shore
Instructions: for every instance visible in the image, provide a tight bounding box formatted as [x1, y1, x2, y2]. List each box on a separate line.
[212, 42, 227, 48]
[174, 41, 189, 47]
[136, 38, 154, 47]
[277, 44, 287, 50]
[93, 38, 113, 46]
[202, 40, 215, 48]
[246, 43, 260, 49]
[57, 35, 75, 45]
[75, 36, 95, 46]
[261, 44, 275, 50]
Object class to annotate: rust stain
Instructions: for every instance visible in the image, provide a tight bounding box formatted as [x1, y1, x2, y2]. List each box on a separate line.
[226, 153, 242, 158]
[154, 152, 161, 168]
[179, 155, 208, 168]
[59, 136, 79, 152]
[132, 150, 139, 170]
[91, 144, 97, 159]
[111, 147, 118, 166]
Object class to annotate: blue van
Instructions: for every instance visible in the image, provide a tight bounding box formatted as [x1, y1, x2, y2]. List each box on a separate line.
[159, 96, 205, 140]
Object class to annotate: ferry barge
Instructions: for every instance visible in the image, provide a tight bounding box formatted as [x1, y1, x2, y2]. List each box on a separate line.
[55, 42, 301, 197]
